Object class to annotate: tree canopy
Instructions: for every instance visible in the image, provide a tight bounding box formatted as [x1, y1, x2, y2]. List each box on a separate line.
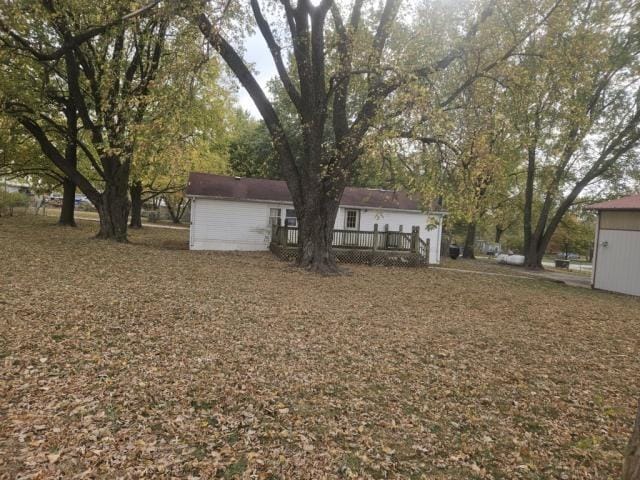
[0, 0, 638, 273]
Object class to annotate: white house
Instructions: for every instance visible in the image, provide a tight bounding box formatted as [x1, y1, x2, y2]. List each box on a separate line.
[1, 178, 31, 194]
[185, 172, 444, 264]
[588, 194, 640, 296]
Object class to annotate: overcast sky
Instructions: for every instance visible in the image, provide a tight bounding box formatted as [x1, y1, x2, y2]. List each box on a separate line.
[233, 1, 420, 118]
[236, 33, 275, 118]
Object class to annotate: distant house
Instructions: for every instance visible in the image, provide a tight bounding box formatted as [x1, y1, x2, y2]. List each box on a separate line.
[185, 173, 444, 264]
[587, 193, 640, 296]
[1, 178, 32, 195]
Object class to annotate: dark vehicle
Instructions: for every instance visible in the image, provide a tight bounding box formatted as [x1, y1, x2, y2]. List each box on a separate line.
[449, 245, 461, 260]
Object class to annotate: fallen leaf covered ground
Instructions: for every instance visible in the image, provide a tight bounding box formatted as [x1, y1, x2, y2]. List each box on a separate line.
[1, 216, 639, 479]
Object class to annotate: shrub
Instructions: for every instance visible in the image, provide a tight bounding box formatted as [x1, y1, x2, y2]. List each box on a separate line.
[0, 191, 30, 216]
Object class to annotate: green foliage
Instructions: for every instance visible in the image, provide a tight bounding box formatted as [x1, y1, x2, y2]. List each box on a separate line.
[0, 190, 29, 215]
[502, 0, 640, 260]
[228, 110, 279, 179]
[547, 212, 595, 257]
[129, 20, 233, 193]
[0, 97, 65, 191]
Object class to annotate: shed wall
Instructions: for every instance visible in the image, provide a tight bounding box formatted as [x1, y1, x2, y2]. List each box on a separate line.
[593, 228, 640, 296]
[599, 210, 640, 231]
[190, 198, 288, 251]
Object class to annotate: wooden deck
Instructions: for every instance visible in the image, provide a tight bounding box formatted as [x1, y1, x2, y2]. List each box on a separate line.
[269, 224, 429, 267]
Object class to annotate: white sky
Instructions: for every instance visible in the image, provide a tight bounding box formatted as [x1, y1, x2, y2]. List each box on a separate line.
[236, 33, 275, 117]
[233, 0, 422, 118]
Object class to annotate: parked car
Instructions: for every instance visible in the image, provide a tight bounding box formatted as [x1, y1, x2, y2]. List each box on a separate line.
[74, 194, 91, 206]
[47, 193, 63, 207]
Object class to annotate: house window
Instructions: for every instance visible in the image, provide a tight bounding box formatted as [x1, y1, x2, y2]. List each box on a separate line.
[285, 208, 297, 227]
[345, 209, 359, 230]
[269, 208, 281, 226]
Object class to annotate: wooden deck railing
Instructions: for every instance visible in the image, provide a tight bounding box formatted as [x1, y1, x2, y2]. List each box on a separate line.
[271, 223, 430, 263]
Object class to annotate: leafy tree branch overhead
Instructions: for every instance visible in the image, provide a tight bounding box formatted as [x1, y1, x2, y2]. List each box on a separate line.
[196, 0, 560, 273]
[0, 0, 232, 239]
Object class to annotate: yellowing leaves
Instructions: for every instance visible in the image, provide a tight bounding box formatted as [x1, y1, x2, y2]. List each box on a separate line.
[1, 215, 639, 479]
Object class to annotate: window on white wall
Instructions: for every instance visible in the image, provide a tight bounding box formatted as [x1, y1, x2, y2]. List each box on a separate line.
[285, 208, 297, 227]
[345, 209, 359, 230]
[269, 208, 281, 226]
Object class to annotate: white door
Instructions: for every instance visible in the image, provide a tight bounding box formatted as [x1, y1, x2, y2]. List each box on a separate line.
[594, 229, 640, 296]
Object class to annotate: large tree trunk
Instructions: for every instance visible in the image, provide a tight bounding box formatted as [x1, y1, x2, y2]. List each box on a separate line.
[462, 222, 476, 259]
[58, 177, 76, 226]
[523, 141, 537, 259]
[524, 233, 546, 269]
[96, 162, 130, 242]
[296, 195, 341, 274]
[58, 101, 78, 227]
[129, 181, 143, 229]
[624, 399, 640, 480]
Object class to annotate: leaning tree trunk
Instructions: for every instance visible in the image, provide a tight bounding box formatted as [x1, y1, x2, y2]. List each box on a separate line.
[129, 181, 143, 229]
[296, 195, 341, 274]
[624, 399, 640, 480]
[495, 225, 505, 243]
[462, 222, 477, 259]
[58, 177, 76, 226]
[96, 161, 130, 242]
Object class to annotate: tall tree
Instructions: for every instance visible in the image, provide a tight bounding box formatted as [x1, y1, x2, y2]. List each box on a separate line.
[506, 0, 640, 268]
[0, 41, 82, 225]
[127, 21, 231, 227]
[0, 115, 78, 224]
[407, 78, 518, 259]
[0, 1, 185, 240]
[197, 0, 556, 273]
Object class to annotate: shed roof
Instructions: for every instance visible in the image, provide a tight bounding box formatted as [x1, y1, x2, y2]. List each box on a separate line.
[186, 172, 430, 212]
[586, 193, 640, 211]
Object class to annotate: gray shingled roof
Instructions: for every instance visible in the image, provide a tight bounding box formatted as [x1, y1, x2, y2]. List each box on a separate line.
[186, 172, 426, 211]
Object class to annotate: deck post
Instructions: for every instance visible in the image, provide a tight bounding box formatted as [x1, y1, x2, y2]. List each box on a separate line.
[411, 226, 420, 253]
[384, 224, 389, 250]
[372, 224, 379, 251]
[281, 224, 288, 246]
[425, 238, 430, 264]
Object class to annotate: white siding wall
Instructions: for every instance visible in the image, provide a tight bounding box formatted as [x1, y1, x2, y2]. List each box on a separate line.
[190, 198, 289, 251]
[190, 199, 443, 264]
[593, 229, 640, 296]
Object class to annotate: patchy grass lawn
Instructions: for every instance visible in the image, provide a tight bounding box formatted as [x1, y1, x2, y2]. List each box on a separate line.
[1, 216, 638, 479]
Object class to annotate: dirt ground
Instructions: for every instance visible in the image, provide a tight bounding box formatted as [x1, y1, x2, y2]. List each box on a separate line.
[1, 216, 639, 479]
